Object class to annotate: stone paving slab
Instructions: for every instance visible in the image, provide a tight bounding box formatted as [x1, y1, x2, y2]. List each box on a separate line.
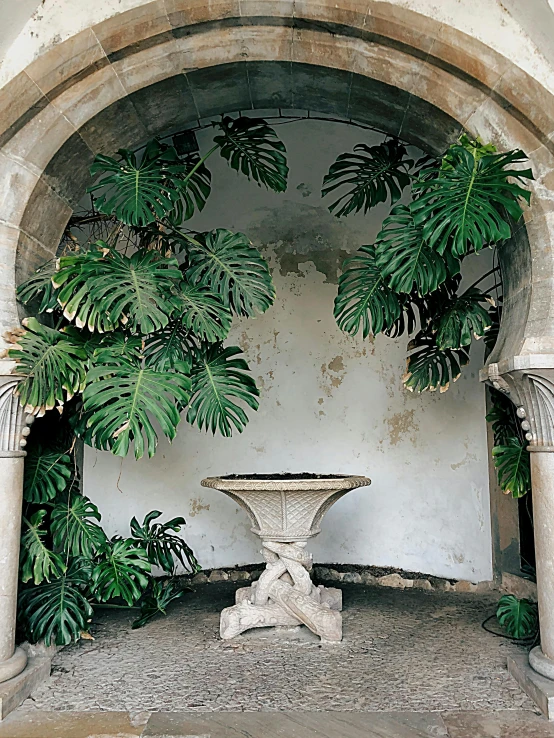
[442, 710, 554, 737]
[20, 583, 533, 714]
[1, 710, 554, 738]
[141, 711, 449, 737]
[0, 709, 148, 737]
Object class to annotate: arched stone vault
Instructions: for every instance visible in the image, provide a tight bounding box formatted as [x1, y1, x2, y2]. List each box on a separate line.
[1, 0, 554, 712]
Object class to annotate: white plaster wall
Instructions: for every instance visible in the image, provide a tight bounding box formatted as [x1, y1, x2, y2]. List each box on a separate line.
[1, 0, 554, 95]
[84, 118, 493, 582]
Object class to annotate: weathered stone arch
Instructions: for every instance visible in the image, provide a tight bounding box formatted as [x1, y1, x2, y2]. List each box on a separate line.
[1, 0, 554, 713]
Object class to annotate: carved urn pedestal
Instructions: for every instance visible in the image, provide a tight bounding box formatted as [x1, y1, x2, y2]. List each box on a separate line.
[201, 474, 371, 643]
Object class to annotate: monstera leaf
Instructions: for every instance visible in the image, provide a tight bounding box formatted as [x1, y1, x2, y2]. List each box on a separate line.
[178, 282, 232, 342]
[143, 321, 194, 372]
[375, 205, 458, 295]
[411, 145, 533, 257]
[8, 318, 87, 415]
[54, 244, 181, 334]
[83, 358, 191, 458]
[18, 560, 93, 646]
[92, 539, 151, 606]
[434, 288, 492, 349]
[322, 139, 412, 217]
[486, 389, 518, 446]
[184, 229, 275, 317]
[213, 116, 288, 192]
[497, 595, 538, 639]
[169, 152, 212, 223]
[385, 294, 419, 339]
[334, 245, 402, 339]
[16, 260, 59, 314]
[51, 493, 107, 558]
[403, 332, 470, 392]
[187, 344, 259, 436]
[20, 511, 66, 585]
[492, 437, 531, 498]
[130, 510, 199, 574]
[88, 139, 194, 227]
[23, 446, 72, 503]
[132, 580, 186, 630]
[91, 331, 143, 364]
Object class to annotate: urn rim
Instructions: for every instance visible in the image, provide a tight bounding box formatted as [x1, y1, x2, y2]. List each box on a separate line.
[201, 473, 371, 492]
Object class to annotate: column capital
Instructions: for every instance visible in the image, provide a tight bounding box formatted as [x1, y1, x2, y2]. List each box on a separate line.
[0, 375, 33, 458]
[481, 355, 554, 451]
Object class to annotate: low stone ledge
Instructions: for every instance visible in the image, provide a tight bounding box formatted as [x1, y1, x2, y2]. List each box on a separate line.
[186, 565, 496, 594]
[501, 572, 537, 602]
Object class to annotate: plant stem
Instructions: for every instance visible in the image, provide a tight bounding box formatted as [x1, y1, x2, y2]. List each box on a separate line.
[181, 145, 218, 187]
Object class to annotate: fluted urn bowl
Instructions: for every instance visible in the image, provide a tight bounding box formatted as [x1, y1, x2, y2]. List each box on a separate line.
[201, 473, 371, 542]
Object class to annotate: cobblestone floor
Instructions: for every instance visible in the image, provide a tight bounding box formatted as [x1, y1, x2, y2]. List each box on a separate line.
[23, 582, 534, 713]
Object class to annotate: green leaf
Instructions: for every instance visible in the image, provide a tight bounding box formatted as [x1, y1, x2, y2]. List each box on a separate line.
[496, 594, 538, 639]
[334, 245, 402, 339]
[130, 510, 199, 575]
[213, 116, 288, 192]
[92, 539, 151, 606]
[187, 344, 259, 437]
[88, 140, 194, 227]
[83, 358, 191, 458]
[435, 288, 492, 349]
[132, 579, 186, 629]
[375, 204, 459, 295]
[16, 260, 59, 314]
[91, 331, 143, 364]
[51, 493, 107, 558]
[403, 332, 470, 393]
[8, 317, 87, 415]
[20, 511, 66, 585]
[411, 145, 533, 257]
[492, 437, 531, 498]
[143, 321, 195, 372]
[322, 139, 412, 217]
[23, 447, 72, 503]
[54, 244, 181, 334]
[184, 229, 275, 317]
[178, 282, 232, 342]
[486, 388, 518, 446]
[19, 561, 93, 646]
[169, 152, 212, 223]
[484, 301, 502, 360]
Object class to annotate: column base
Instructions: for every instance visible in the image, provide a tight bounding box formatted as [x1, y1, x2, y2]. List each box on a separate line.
[530, 646, 554, 681]
[508, 652, 554, 720]
[0, 648, 26, 685]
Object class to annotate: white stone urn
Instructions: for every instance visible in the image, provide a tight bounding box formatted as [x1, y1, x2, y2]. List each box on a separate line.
[201, 474, 371, 642]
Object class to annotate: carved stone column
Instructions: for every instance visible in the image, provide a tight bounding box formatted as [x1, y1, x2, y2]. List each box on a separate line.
[0, 376, 31, 683]
[484, 357, 554, 682]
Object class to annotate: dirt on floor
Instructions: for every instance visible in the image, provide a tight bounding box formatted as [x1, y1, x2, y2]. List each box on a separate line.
[19, 582, 534, 715]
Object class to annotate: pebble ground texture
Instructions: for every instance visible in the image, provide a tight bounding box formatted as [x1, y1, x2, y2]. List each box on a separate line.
[21, 582, 533, 713]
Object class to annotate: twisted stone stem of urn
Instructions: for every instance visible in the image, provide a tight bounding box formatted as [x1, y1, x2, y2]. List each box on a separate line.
[220, 540, 342, 642]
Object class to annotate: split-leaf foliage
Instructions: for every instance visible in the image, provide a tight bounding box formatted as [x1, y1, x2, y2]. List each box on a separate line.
[324, 133, 534, 639]
[326, 133, 532, 395]
[14, 115, 289, 644]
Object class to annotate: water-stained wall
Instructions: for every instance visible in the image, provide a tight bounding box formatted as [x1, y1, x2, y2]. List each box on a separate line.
[84, 118, 493, 582]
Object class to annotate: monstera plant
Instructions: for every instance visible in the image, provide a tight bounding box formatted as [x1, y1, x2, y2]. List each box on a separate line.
[326, 135, 532, 392]
[325, 133, 535, 636]
[324, 133, 533, 487]
[12, 115, 289, 645]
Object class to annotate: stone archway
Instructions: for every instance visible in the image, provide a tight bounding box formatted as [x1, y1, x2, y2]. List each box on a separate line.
[1, 0, 554, 712]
